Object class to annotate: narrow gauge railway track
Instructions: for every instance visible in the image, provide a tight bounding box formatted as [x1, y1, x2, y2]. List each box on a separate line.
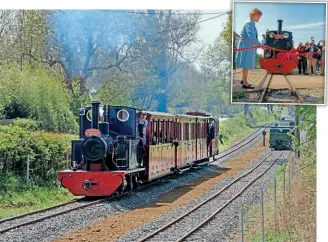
[137, 152, 283, 242]
[259, 74, 303, 103]
[214, 124, 271, 162]
[0, 181, 158, 234]
[0, 124, 271, 235]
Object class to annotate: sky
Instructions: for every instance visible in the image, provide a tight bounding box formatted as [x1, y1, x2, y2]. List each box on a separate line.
[194, 10, 229, 69]
[233, 2, 326, 54]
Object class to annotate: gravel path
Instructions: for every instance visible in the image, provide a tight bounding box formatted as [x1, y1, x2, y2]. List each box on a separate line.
[117, 151, 292, 242]
[0, 127, 268, 242]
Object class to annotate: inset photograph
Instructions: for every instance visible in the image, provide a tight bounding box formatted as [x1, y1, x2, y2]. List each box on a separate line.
[232, 1, 326, 104]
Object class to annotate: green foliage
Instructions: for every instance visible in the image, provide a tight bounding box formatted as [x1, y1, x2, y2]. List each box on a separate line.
[0, 64, 78, 132]
[232, 92, 248, 99]
[0, 181, 74, 219]
[100, 80, 133, 107]
[248, 107, 276, 128]
[3, 99, 30, 119]
[250, 230, 291, 242]
[220, 11, 232, 48]
[255, 53, 263, 69]
[0, 125, 77, 189]
[12, 118, 40, 131]
[296, 106, 316, 140]
[219, 107, 275, 149]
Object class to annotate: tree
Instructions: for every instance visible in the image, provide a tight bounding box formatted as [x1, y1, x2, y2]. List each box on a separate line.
[220, 11, 232, 49]
[140, 10, 203, 112]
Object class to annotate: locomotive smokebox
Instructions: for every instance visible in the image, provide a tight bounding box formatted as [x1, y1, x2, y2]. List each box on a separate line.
[91, 101, 100, 129]
[277, 19, 283, 34]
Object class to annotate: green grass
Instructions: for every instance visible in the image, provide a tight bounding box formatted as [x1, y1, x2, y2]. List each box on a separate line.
[220, 123, 254, 151]
[220, 118, 275, 151]
[250, 230, 291, 242]
[239, 162, 291, 242]
[0, 186, 75, 219]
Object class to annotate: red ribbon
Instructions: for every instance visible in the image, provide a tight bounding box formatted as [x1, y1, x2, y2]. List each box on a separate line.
[233, 32, 324, 60]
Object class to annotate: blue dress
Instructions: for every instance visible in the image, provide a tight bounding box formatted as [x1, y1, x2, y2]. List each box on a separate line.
[235, 18, 262, 69]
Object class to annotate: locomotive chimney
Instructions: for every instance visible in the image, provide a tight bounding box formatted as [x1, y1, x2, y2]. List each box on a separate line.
[277, 19, 283, 34]
[91, 101, 100, 129]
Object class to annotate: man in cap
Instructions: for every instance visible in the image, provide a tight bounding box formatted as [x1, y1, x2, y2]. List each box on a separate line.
[137, 111, 148, 167]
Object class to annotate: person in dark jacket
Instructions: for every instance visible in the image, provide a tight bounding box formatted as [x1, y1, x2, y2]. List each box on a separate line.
[207, 119, 216, 156]
[296, 42, 308, 75]
[137, 111, 148, 167]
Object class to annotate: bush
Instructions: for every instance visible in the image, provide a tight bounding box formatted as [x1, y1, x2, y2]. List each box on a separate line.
[0, 64, 78, 132]
[12, 118, 40, 131]
[219, 107, 275, 144]
[3, 99, 30, 119]
[0, 125, 77, 191]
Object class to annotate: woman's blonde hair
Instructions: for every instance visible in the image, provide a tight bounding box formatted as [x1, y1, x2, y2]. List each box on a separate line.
[249, 8, 262, 17]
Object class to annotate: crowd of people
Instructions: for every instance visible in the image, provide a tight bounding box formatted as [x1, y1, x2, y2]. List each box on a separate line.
[261, 35, 325, 76]
[295, 39, 325, 75]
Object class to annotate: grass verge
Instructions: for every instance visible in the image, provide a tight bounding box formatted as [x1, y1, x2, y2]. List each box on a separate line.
[232, 151, 316, 242]
[0, 186, 74, 219]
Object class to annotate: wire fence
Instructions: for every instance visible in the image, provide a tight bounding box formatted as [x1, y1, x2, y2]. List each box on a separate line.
[0, 151, 71, 188]
[237, 154, 296, 242]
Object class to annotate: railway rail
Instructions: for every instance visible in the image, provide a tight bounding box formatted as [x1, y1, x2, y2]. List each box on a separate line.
[0, 181, 158, 234]
[259, 73, 303, 103]
[137, 151, 283, 242]
[0, 124, 271, 235]
[214, 123, 271, 162]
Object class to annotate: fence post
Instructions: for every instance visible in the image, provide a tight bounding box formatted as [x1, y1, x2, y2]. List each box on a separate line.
[274, 175, 277, 228]
[260, 186, 265, 242]
[283, 169, 286, 202]
[26, 154, 30, 184]
[288, 162, 291, 193]
[291, 156, 294, 182]
[240, 208, 244, 242]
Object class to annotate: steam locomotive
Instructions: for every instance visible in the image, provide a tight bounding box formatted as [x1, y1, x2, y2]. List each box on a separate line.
[260, 19, 297, 74]
[58, 101, 219, 197]
[264, 19, 294, 54]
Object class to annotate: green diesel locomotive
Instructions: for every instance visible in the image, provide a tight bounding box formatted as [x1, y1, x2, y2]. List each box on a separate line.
[269, 120, 295, 151]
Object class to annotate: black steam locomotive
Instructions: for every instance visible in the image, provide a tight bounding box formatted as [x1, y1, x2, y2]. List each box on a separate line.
[264, 19, 294, 57]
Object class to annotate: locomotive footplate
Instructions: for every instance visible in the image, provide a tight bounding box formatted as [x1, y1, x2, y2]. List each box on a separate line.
[58, 170, 125, 196]
[259, 58, 298, 74]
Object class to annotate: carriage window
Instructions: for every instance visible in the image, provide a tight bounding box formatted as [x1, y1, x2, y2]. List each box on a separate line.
[151, 119, 158, 145]
[159, 120, 163, 144]
[168, 121, 173, 142]
[185, 123, 188, 140]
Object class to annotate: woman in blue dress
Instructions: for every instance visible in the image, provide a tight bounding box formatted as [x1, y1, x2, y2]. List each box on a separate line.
[235, 8, 263, 89]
